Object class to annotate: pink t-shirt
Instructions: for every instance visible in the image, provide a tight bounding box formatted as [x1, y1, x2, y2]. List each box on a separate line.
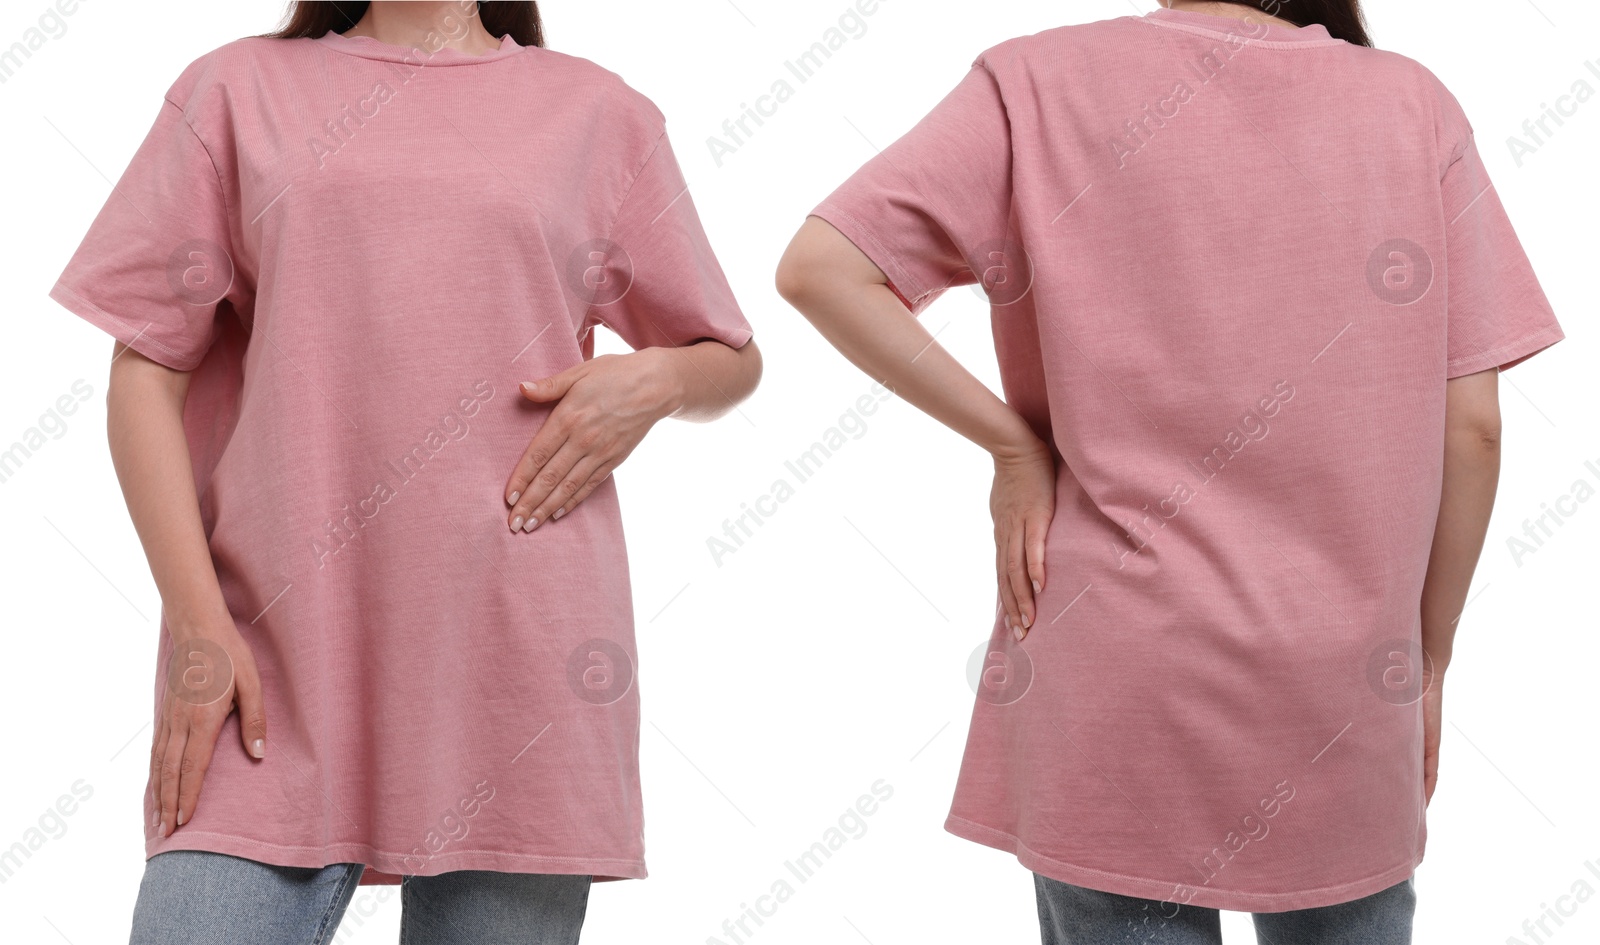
[813, 8, 1562, 912]
[51, 29, 751, 885]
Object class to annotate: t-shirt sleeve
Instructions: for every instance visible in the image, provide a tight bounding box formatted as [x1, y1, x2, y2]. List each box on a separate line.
[580, 131, 753, 351]
[49, 97, 245, 372]
[809, 59, 1014, 315]
[1436, 93, 1563, 378]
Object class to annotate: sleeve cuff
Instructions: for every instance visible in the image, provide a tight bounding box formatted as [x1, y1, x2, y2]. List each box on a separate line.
[1446, 322, 1565, 378]
[48, 281, 206, 371]
[808, 204, 935, 314]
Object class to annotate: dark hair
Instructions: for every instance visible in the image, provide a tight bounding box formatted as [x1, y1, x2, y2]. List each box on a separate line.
[1213, 0, 1372, 47]
[263, 1, 545, 48]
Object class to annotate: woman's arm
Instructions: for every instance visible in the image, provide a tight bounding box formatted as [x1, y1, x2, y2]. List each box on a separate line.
[775, 216, 1054, 638]
[109, 348, 227, 633]
[1416, 367, 1501, 804]
[1420, 368, 1501, 674]
[652, 336, 765, 423]
[107, 343, 266, 838]
[503, 337, 762, 530]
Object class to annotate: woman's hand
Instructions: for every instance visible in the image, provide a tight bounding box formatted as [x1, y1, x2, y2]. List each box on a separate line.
[992, 436, 1056, 642]
[505, 350, 682, 531]
[106, 346, 267, 839]
[1421, 662, 1443, 806]
[152, 622, 265, 838]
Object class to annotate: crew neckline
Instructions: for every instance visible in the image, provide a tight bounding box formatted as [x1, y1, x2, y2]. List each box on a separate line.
[314, 29, 523, 65]
[1142, 8, 1345, 46]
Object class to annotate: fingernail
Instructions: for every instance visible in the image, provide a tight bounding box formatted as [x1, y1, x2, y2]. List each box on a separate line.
[1013, 626, 1024, 642]
[159, 821, 169, 838]
[1033, 580, 1042, 594]
[251, 738, 265, 758]
[1022, 613, 1033, 629]
[508, 491, 520, 505]
[524, 517, 539, 532]
[511, 516, 524, 531]
[176, 809, 187, 826]
[552, 507, 566, 521]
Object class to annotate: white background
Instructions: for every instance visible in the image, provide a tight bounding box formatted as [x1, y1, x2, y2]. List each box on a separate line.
[1, 1, 1594, 943]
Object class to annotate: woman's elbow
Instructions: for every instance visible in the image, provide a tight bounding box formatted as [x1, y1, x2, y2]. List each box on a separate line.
[1446, 405, 1502, 463]
[775, 217, 852, 308]
[1443, 369, 1502, 458]
[774, 240, 820, 308]
[737, 337, 764, 396]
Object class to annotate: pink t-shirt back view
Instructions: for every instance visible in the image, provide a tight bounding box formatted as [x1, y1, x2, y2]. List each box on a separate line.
[813, 9, 1562, 911]
[51, 30, 751, 884]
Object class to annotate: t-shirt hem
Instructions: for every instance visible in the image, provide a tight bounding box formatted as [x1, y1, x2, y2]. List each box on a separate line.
[944, 814, 1422, 913]
[146, 830, 646, 886]
[809, 203, 931, 311]
[48, 281, 205, 372]
[1446, 323, 1565, 379]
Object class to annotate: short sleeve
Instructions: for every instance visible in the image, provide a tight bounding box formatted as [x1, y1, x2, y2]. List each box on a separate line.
[809, 60, 1013, 314]
[1438, 114, 1564, 378]
[49, 97, 244, 372]
[581, 131, 753, 351]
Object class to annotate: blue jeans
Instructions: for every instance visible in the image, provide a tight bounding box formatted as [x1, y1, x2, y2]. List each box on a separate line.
[129, 850, 590, 945]
[1034, 873, 1415, 945]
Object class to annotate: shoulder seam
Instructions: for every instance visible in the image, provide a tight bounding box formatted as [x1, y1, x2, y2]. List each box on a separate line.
[1417, 61, 1474, 180]
[1443, 129, 1475, 177]
[608, 128, 669, 239]
[158, 96, 234, 228]
[581, 129, 668, 337]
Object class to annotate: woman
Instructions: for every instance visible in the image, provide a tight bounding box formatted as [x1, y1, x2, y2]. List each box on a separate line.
[777, 0, 1561, 942]
[49, 2, 760, 942]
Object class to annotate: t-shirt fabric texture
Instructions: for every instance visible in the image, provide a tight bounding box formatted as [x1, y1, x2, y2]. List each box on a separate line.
[51, 29, 751, 885]
[812, 8, 1562, 913]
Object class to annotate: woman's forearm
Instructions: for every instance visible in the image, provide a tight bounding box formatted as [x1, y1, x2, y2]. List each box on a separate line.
[777, 216, 1056, 633]
[106, 342, 232, 636]
[1419, 369, 1503, 676]
[653, 337, 763, 423]
[775, 216, 1041, 459]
